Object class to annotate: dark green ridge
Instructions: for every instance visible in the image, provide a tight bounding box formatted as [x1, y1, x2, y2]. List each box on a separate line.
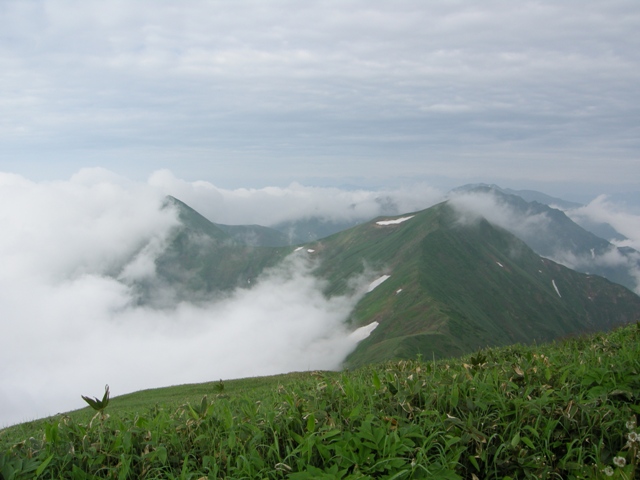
[303, 202, 640, 367]
[155, 196, 292, 296]
[450, 185, 639, 291]
[156, 197, 640, 367]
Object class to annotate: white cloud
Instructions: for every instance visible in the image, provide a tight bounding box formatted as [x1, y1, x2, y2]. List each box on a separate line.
[448, 190, 551, 240]
[568, 195, 640, 251]
[0, 169, 376, 427]
[1, 1, 639, 190]
[148, 169, 443, 226]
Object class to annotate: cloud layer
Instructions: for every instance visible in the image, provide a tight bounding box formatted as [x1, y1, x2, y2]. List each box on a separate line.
[1, 1, 639, 192]
[0, 169, 389, 427]
[148, 169, 443, 226]
[2, 168, 639, 427]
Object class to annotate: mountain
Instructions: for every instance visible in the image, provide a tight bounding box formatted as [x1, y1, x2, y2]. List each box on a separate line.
[306, 202, 640, 367]
[502, 187, 583, 210]
[131, 197, 290, 306]
[455, 183, 629, 244]
[452, 183, 583, 209]
[151, 196, 640, 367]
[271, 217, 363, 245]
[447, 185, 640, 293]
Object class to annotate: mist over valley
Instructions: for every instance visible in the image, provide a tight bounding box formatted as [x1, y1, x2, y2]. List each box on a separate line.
[2, 169, 640, 427]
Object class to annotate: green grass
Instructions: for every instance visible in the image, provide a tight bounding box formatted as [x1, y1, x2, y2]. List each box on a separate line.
[2, 324, 640, 479]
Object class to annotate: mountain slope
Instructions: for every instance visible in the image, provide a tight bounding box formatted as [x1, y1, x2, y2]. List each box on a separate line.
[137, 197, 292, 304]
[304, 202, 640, 367]
[447, 185, 640, 293]
[151, 197, 640, 367]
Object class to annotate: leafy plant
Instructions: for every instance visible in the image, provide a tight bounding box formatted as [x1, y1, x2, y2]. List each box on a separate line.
[2, 324, 640, 478]
[81, 384, 110, 413]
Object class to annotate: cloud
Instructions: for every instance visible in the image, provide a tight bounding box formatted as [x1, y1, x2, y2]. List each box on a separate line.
[0, 168, 376, 427]
[148, 169, 443, 226]
[448, 189, 640, 294]
[448, 190, 551, 241]
[1, 2, 639, 190]
[567, 195, 640, 251]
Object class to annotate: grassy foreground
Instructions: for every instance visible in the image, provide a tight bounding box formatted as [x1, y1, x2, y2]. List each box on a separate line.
[2, 325, 640, 479]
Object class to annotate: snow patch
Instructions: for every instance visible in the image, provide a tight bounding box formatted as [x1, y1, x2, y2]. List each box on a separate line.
[348, 321, 379, 342]
[307, 249, 315, 253]
[376, 215, 415, 226]
[396, 288, 403, 294]
[552, 279, 562, 297]
[367, 275, 390, 292]
[496, 262, 504, 268]
[294, 247, 304, 252]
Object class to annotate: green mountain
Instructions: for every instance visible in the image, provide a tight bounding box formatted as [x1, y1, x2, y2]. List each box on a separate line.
[306, 202, 640, 367]
[449, 185, 640, 292]
[153, 197, 640, 367]
[133, 197, 291, 305]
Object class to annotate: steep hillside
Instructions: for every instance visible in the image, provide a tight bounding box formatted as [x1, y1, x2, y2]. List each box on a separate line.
[152, 197, 640, 367]
[304, 202, 640, 367]
[449, 185, 640, 292]
[137, 197, 292, 304]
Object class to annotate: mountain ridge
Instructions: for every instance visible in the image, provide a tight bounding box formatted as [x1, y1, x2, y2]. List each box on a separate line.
[157, 196, 640, 367]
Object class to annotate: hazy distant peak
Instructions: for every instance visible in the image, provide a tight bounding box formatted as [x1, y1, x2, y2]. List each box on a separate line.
[449, 184, 583, 210]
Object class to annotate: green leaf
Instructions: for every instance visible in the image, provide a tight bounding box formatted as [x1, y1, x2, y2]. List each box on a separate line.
[450, 384, 459, 409]
[306, 413, 316, 433]
[35, 454, 54, 478]
[81, 385, 110, 412]
[155, 446, 167, 465]
[511, 432, 520, 448]
[521, 436, 535, 449]
[372, 370, 381, 390]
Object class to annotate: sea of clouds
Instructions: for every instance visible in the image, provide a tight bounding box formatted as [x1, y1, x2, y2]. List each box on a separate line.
[2, 168, 638, 427]
[0, 168, 443, 427]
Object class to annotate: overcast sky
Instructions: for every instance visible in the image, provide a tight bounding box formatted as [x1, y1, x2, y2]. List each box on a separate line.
[1, 0, 639, 198]
[3, 0, 640, 427]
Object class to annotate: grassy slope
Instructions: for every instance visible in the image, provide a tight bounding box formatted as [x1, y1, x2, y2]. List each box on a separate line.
[156, 198, 640, 367]
[2, 324, 640, 479]
[309, 203, 640, 367]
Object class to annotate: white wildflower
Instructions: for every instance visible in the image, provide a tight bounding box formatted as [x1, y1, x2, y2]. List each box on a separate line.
[628, 431, 639, 443]
[626, 419, 637, 431]
[603, 466, 614, 476]
[613, 456, 626, 468]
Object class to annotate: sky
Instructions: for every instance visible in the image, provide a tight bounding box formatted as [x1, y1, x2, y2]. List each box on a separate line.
[1, 0, 639, 197]
[2, 1, 640, 427]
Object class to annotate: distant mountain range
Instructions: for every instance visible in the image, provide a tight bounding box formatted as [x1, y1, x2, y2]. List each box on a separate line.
[448, 184, 639, 293]
[141, 192, 640, 366]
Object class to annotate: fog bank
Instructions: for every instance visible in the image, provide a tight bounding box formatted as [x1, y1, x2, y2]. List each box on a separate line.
[0, 169, 375, 427]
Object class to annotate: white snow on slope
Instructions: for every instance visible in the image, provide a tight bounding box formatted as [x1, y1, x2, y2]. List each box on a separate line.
[496, 262, 504, 268]
[367, 275, 390, 292]
[348, 321, 379, 342]
[376, 216, 415, 226]
[552, 279, 562, 297]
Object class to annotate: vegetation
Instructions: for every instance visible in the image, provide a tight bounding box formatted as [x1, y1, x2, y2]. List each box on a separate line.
[156, 197, 640, 367]
[2, 323, 640, 479]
